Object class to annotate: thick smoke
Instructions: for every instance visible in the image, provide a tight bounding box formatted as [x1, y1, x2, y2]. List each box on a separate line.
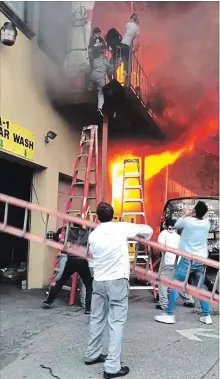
[140, 1, 219, 145]
[33, 1, 218, 145]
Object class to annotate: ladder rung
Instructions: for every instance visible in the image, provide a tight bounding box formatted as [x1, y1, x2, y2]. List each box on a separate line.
[77, 154, 88, 158]
[83, 125, 98, 131]
[124, 185, 141, 189]
[124, 159, 139, 163]
[124, 173, 140, 178]
[124, 199, 143, 202]
[66, 210, 81, 214]
[74, 168, 95, 172]
[69, 195, 96, 200]
[122, 212, 145, 216]
[67, 210, 96, 214]
[72, 182, 96, 187]
[129, 255, 149, 259]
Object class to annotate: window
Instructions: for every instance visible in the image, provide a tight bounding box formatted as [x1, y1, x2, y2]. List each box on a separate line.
[0, 1, 35, 38]
[4, 1, 26, 20]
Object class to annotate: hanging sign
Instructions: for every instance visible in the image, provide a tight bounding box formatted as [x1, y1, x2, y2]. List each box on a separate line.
[0, 117, 35, 160]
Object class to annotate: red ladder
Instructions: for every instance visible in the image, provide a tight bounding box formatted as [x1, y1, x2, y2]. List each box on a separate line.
[121, 158, 157, 297]
[50, 125, 99, 305]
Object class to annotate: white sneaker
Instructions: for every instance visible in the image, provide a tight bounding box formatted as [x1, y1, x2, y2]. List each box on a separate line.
[97, 108, 104, 117]
[154, 313, 176, 324]
[200, 315, 212, 325]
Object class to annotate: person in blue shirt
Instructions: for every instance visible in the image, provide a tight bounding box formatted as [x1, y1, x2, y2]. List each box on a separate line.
[155, 201, 212, 325]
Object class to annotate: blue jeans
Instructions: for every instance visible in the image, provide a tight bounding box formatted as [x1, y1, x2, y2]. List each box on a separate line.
[167, 258, 210, 316]
[56, 255, 68, 281]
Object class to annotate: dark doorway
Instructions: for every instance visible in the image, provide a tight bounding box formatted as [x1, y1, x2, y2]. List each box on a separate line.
[0, 157, 33, 283]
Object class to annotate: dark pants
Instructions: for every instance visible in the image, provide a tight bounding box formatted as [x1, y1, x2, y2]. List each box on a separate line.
[108, 48, 121, 80]
[47, 256, 93, 311]
[120, 43, 130, 75]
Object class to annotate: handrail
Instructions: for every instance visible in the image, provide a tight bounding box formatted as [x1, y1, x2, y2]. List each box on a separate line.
[0, 192, 219, 305]
[105, 47, 149, 106]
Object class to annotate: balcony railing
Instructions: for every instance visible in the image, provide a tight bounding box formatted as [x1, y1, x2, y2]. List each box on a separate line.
[105, 48, 149, 107]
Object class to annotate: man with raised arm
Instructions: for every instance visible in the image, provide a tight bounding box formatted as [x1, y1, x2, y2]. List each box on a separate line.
[84, 202, 153, 378]
[155, 201, 212, 325]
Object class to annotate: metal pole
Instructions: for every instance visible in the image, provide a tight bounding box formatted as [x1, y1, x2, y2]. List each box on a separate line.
[101, 115, 108, 201]
[164, 165, 168, 203]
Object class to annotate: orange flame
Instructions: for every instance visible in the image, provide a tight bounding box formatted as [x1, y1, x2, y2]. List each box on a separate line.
[110, 144, 194, 214]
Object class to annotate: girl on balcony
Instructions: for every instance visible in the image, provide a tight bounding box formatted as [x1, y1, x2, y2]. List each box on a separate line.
[104, 28, 122, 80]
[121, 13, 140, 80]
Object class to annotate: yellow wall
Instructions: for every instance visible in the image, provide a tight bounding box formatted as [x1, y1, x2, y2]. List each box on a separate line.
[0, 13, 81, 288]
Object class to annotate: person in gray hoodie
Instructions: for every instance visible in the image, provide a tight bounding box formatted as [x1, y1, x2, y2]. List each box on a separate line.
[91, 46, 113, 117]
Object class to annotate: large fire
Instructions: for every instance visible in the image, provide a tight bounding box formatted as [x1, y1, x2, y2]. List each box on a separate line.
[110, 147, 190, 215]
[109, 112, 218, 221]
[94, 1, 219, 231]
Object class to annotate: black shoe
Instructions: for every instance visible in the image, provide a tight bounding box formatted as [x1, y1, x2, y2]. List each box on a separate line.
[104, 366, 129, 378]
[42, 301, 51, 309]
[156, 304, 164, 310]
[85, 354, 107, 365]
[84, 310, 91, 315]
[183, 302, 195, 308]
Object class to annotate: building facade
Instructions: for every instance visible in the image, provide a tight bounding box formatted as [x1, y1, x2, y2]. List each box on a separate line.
[0, 2, 86, 289]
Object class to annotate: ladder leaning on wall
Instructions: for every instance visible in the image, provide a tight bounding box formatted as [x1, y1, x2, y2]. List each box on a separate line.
[120, 158, 158, 297]
[50, 125, 99, 305]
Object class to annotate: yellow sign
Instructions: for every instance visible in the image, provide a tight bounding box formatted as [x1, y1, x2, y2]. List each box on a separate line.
[0, 117, 35, 160]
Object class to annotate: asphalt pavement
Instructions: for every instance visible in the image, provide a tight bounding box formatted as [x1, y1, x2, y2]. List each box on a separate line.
[1, 283, 219, 379]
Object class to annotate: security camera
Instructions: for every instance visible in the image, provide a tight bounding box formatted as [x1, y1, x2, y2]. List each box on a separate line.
[0, 22, 17, 46]
[45, 131, 57, 144]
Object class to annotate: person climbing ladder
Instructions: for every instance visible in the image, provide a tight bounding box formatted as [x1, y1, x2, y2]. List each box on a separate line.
[91, 46, 113, 117]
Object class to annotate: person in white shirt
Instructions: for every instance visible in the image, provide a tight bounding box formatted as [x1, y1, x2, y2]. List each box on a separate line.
[156, 219, 194, 310]
[155, 201, 212, 325]
[85, 202, 153, 378]
[121, 13, 139, 77]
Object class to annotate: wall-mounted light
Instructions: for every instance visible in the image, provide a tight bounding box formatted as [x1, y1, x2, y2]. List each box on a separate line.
[45, 131, 57, 144]
[0, 22, 17, 46]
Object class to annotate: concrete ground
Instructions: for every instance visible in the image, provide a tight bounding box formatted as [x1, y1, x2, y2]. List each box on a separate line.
[0, 283, 219, 379]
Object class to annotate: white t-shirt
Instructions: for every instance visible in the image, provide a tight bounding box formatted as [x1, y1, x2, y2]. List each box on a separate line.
[158, 230, 180, 266]
[121, 21, 139, 46]
[88, 221, 153, 281]
[175, 217, 210, 258]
